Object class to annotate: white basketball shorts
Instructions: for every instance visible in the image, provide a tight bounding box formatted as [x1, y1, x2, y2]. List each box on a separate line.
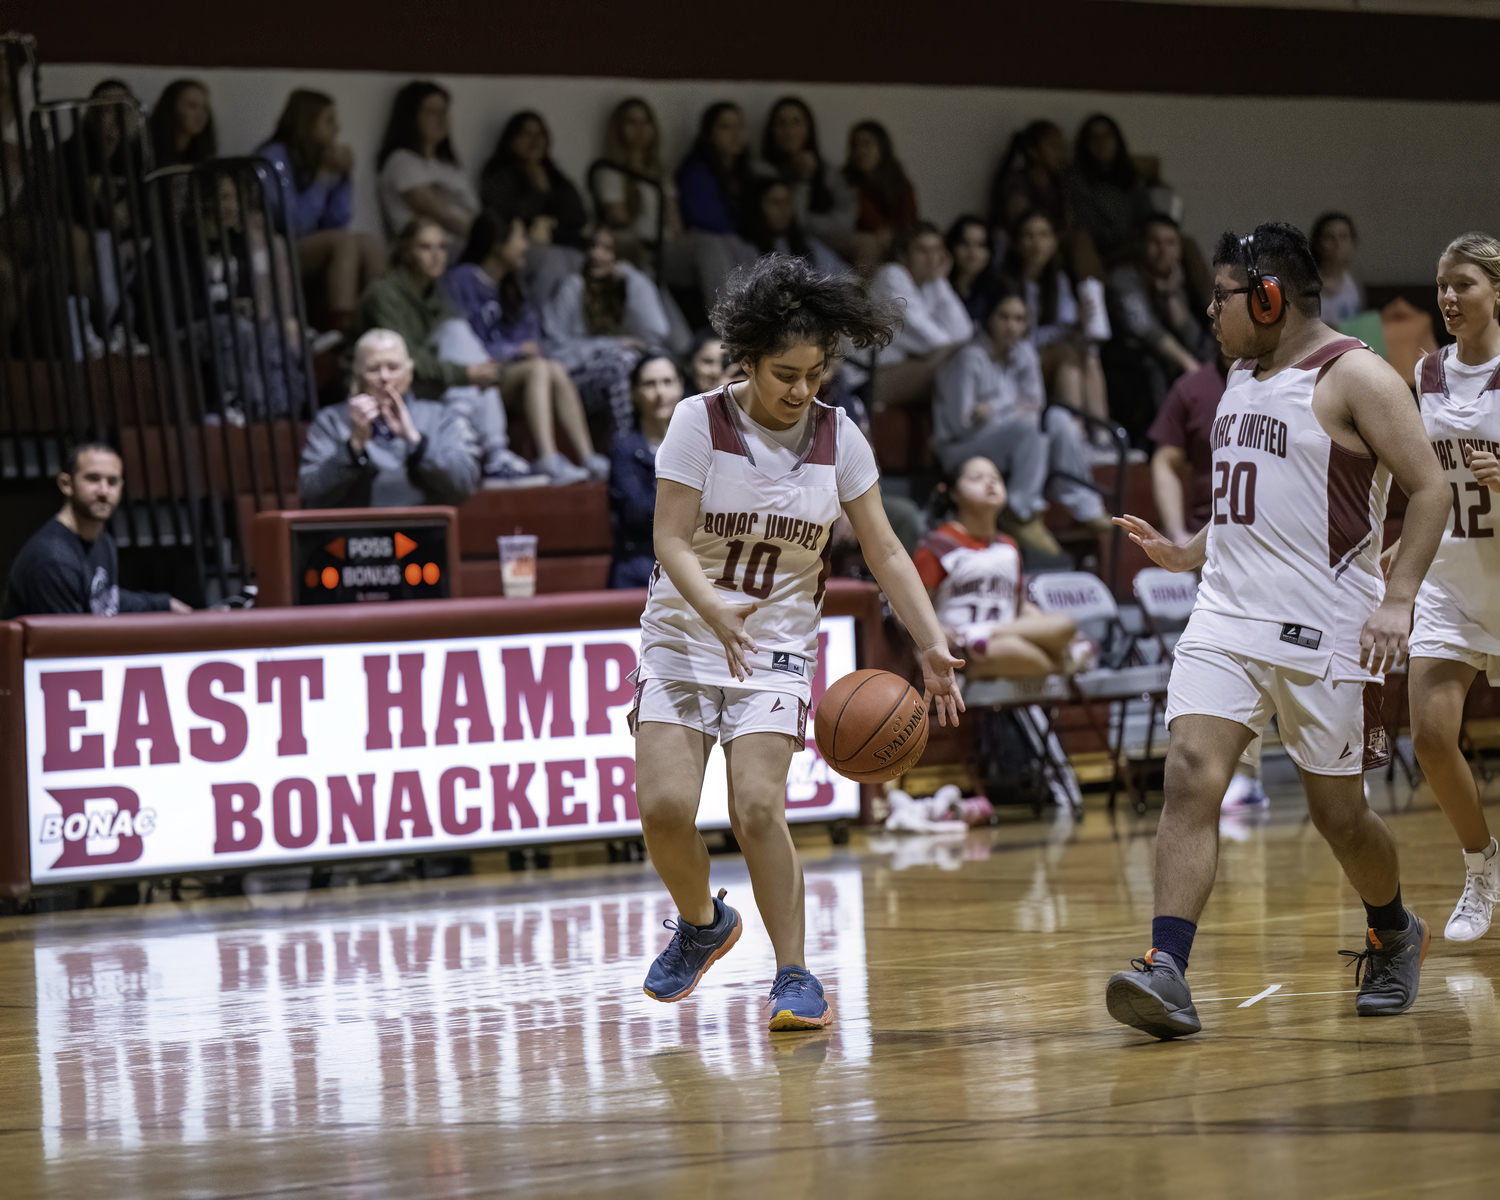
[1410, 585, 1500, 684]
[1165, 643, 1387, 776]
[628, 677, 808, 749]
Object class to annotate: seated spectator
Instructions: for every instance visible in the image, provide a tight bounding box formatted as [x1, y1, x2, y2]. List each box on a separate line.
[915, 456, 1081, 678]
[1104, 213, 1215, 435]
[742, 178, 848, 277]
[842, 120, 918, 270]
[481, 110, 588, 303]
[543, 227, 667, 432]
[677, 101, 757, 304]
[148, 78, 215, 168]
[444, 210, 609, 484]
[2, 441, 191, 616]
[258, 90, 385, 333]
[355, 217, 531, 481]
[1065, 114, 1153, 268]
[758, 96, 856, 259]
[300, 328, 480, 509]
[946, 213, 1004, 326]
[687, 331, 729, 395]
[989, 120, 1068, 245]
[1312, 211, 1364, 328]
[63, 80, 146, 351]
[1006, 208, 1108, 424]
[1146, 353, 1231, 545]
[608, 354, 684, 587]
[594, 97, 683, 270]
[873, 221, 973, 407]
[376, 81, 479, 241]
[933, 283, 1112, 555]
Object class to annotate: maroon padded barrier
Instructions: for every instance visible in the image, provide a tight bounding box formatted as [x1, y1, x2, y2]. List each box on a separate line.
[2, 581, 885, 899]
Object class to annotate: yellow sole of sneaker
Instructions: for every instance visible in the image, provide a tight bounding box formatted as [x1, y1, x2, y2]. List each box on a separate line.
[768, 1006, 832, 1032]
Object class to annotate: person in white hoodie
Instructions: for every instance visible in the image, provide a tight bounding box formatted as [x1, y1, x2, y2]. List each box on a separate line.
[872, 221, 975, 407]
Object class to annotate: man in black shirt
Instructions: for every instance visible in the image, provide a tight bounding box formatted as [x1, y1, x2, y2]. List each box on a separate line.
[1, 442, 191, 617]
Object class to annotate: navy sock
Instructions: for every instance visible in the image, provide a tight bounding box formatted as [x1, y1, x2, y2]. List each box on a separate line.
[1363, 888, 1408, 932]
[1151, 916, 1198, 971]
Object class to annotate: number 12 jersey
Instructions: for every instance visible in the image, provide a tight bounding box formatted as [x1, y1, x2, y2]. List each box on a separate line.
[641, 386, 880, 699]
[1188, 337, 1391, 680]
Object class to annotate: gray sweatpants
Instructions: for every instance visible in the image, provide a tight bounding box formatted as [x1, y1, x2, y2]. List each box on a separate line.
[936, 408, 1103, 522]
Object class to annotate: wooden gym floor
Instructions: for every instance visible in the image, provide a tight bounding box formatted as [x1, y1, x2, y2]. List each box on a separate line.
[2, 754, 1499, 1199]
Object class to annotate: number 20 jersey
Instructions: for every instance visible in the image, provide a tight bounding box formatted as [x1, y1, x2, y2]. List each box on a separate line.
[640, 389, 862, 699]
[1414, 347, 1500, 654]
[1188, 337, 1390, 680]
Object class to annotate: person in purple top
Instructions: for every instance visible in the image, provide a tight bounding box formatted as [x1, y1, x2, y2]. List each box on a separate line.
[258, 90, 385, 333]
[443, 210, 608, 484]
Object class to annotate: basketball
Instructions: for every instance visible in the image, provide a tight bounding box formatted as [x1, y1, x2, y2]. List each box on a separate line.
[814, 669, 930, 783]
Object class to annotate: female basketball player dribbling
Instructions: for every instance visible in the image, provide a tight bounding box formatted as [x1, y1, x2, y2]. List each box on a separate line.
[1388, 233, 1500, 941]
[633, 255, 964, 1031]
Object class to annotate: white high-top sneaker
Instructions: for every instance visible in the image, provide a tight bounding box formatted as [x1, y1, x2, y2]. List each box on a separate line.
[1444, 838, 1500, 942]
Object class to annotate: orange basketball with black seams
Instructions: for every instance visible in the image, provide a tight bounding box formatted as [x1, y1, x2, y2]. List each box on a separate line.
[813, 669, 930, 784]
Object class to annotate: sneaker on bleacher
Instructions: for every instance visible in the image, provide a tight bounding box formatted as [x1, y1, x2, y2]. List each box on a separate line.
[534, 451, 590, 486]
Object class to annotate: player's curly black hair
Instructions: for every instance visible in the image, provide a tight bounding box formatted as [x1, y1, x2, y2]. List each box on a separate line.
[709, 253, 898, 365]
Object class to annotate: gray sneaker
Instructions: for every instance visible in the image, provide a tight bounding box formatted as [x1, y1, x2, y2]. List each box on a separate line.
[1106, 949, 1202, 1039]
[1341, 913, 1430, 1016]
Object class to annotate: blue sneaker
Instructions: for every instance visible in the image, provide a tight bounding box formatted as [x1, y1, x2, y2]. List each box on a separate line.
[767, 965, 832, 1031]
[643, 888, 742, 1002]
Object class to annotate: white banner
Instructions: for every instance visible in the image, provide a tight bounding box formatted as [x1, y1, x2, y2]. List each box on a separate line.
[24, 618, 860, 883]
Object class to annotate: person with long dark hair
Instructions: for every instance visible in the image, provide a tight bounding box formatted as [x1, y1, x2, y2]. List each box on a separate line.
[1311, 211, 1364, 328]
[758, 96, 855, 256]
[741, 177, 847, 276]
[1005, 208, 1108, 423]
[872, 221, 974, 407]
[480, 110, 588, 251]
[149, 78, 215, 169]
[258, 89, 385, 330]
[1065, 113, 1153, 267]
[633, 253, 962, 1030]
[376, 81, 478, 239]
[608, 354, 685, 588]
[988, 119, 1067, 241]
[946, 214, 1002, 325]
[677, 101, 757, 302]
[444, 210, 608, 483]
[842, 120, 918, 267]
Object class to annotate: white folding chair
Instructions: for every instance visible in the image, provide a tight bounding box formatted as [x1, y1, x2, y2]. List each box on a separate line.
[1029, 572, 1172, 813]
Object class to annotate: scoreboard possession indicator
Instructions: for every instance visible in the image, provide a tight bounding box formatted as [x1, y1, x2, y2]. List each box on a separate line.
[292, 519, 451, 604]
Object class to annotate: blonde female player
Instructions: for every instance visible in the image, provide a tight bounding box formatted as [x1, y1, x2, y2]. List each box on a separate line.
[633, 254, 964, 1031]
[1388, 233, 1500, 940]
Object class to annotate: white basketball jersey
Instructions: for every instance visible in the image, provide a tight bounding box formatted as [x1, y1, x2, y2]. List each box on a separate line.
[640, 389, 851, 698]
[1415, 347, 1500, 651]
[1188, 337, 1389, 679]
[919, 523, 1022, 635]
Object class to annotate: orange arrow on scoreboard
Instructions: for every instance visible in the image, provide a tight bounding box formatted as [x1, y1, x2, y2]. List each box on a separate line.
[394, 531, 417, 558]
[325, 537, 346, 559]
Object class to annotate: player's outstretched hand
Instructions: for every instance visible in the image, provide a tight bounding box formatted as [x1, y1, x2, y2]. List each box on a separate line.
[919, 643, 966, 728]
[1465, 444, 1500, 492]
[1359, 599, 1410, 676]
[708, 600, 760, 682]
[1113, 515, 1200, 573]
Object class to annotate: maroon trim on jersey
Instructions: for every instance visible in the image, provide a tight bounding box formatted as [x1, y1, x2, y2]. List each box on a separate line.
[1326, 439, 1378, 570]
[1295, 336, 1367, 373]
[706, 387, 750, 457]
[803, 401, 839, 466]
[1420, 349, 1446, 397]
[1484, 360, 1500, 394]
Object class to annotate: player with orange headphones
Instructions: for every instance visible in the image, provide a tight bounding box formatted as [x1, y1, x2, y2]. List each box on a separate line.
[1102, 221, 1452, 1038]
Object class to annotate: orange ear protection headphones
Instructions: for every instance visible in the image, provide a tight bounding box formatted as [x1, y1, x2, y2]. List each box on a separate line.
[1241, 233, 1285, 325]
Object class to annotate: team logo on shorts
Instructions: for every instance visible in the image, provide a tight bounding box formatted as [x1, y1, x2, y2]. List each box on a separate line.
[1279, 623, 1323, 649]
[771, 652, 804, 676]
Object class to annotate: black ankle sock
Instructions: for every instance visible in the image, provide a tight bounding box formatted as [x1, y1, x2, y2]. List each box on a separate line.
[1150, 915, 1197, 971]
[1363, 888, 1408, 933]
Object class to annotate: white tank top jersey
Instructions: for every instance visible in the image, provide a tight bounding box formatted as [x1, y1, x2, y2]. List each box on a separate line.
[1415, 346, 1500, 652]
[916, 523, 1023, 635]
[1185, 337, 1390, 681]
[640, 385, 881, 698]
